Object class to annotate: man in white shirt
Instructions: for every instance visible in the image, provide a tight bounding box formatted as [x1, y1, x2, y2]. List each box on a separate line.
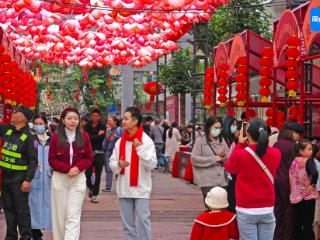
[109, 107, 157, 240]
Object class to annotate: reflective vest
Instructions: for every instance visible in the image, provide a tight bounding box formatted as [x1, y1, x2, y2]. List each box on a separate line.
[0, 129, 28, 171]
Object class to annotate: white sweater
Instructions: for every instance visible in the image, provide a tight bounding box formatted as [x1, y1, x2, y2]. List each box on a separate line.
[109, 132, 157, 199]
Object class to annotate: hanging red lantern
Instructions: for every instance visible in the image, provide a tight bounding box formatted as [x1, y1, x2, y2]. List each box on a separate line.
[203, 66, 214, 108]
[287, 105, 299, 121]
[245, 108, 257, 119]
[217, 64, 228, 107]
[285, 35, 300, 97]
[259, 47, 273, 102]
[143, 81, 164, 110]
[266, 108, 276, 127]
[235, 57, 248, 106]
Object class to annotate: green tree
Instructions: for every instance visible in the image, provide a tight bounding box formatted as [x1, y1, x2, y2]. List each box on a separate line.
[39, 63, 119, 115]
[158, 48, 200, 125]
[196, 0, 272, 52]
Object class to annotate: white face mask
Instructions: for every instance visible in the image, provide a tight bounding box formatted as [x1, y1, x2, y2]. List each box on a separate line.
[230, 125, 237, 134]
[210, 128, 221, 137]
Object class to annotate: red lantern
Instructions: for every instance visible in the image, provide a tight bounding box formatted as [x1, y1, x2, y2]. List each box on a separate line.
[285, 35, 300, 97]
[217, 64, 228, 107]
[203, 67, 214, 108]
[259, 47, 273, 102]
[235, 57, 248, 106]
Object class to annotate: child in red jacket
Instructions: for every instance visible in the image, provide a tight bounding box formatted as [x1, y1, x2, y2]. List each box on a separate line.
[190, 187, 239, 240]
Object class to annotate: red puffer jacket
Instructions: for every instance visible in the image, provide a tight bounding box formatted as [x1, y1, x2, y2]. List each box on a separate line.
[49, 132, 93, 173]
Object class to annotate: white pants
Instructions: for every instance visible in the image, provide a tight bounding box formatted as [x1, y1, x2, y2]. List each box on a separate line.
[51, 171, 86, 240]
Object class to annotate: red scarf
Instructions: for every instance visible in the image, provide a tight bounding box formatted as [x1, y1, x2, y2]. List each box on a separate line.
[119, 125, 144, 186]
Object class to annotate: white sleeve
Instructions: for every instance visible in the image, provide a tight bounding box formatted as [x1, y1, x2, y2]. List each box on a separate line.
[136, 136, 157, 170]
[109, 140, 121, 174]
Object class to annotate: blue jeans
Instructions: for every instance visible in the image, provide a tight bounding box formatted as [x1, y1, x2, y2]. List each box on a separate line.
[237, 211, 275, 240]
[104, 155, 113, 188]
[119, 198, 151, 240]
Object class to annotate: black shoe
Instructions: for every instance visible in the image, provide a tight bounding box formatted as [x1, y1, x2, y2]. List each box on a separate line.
[102, 187, 111, 192]
[88, 189, 93, 198]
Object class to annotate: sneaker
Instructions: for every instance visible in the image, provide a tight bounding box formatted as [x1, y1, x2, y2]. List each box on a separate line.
[91, 196, 98, 203]
[88, 189, 93, 198]
[102, 187, 111, 192]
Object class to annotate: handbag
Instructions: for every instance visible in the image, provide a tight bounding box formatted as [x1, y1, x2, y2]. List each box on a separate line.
[245, 147, 274, 184]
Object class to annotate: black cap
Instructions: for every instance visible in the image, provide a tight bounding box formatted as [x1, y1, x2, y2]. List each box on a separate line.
[13, 106, 34, 122]
[284, 120, 304, 134]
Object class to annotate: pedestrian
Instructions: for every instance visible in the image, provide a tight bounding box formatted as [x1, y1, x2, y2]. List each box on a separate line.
[225, 118, 281, 240]
[49, 107, 93, 240]
[190, 187, 239, 240]
[165, 122, 181, 171]
[289, 139, 318, 240]
[84, 108, 105, 203]
[311, 143, 320, 239]
[273, 120, 304, 240]
[192, 116, 229, 211]
[102, 115, 124, 192]
[29, 113, 51, 240]
[0, 105, 37, 240]
[222, 115, 239, 213]
[149, 117, 164, 165]
[109, 106, 157, 240]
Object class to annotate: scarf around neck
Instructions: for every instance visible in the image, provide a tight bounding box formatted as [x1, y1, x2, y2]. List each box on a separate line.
[119, 125, 144, 186]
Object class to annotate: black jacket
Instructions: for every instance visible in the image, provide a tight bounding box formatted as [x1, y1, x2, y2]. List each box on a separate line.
[0, 124, 37, 183]
[84, 122, 105, 151]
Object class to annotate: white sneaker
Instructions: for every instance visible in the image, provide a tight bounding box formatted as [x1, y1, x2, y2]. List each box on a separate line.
[91, 196, 98, 203]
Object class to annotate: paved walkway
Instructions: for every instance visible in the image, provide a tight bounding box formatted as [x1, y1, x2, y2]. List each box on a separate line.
[0, 171, 203, 239]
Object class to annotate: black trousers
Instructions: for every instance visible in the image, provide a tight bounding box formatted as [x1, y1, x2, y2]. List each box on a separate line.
[86, 153, 104, 196]
[1, 181, 32, 240]
[293, 199, 315, 240]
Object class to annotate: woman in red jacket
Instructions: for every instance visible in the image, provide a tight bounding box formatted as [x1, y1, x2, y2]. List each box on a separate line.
[225, 118, 281, 240]
[49, 107, 93, 240]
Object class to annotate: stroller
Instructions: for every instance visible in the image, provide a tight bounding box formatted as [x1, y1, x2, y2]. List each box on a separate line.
[157, 154, 170, 173]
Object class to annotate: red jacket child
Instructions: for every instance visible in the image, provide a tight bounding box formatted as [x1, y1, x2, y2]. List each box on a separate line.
[190, 187, 239, 240]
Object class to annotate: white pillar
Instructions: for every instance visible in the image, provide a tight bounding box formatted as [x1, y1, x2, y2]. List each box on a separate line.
[121, 65, 134, 117]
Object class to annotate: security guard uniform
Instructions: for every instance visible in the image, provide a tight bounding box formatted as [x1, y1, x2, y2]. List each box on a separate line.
[0, 125, 37, 240]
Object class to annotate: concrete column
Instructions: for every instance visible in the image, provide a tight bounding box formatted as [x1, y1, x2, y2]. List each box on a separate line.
[121, 65, 134, 117]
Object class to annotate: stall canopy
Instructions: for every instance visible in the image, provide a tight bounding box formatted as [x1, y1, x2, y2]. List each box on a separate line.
[0, 0, 228, 68]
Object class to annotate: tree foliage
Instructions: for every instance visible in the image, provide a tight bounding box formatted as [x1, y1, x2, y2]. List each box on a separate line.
[39, 63, 119, 114]
[197, 0, 273, 52]
[158, 48, 194, 95]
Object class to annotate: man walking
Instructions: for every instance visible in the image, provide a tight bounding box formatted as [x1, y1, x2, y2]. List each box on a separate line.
[0, 105, 37, 240]
[109, 107, 157, 240]
[84, 108, 105, 203]
[149, 117, 164, 164]
[102, 116, 123, 192]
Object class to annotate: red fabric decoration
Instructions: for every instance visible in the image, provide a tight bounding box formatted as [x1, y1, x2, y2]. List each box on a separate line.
[119, 125, 144, 186]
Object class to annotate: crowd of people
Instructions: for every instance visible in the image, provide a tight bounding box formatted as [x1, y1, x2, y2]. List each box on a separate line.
[0, 104, 319, 240]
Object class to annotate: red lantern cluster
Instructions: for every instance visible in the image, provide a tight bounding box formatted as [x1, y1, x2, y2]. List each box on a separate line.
[259, 47, 273, 102]
[287, 105, 299, 121]
[285, 36, 300, 97]
[245, 108, 257, 119]
[266, 108, 285, 128]
[0, 47, 36, 108]
[235, 57, 248, 106]
[203, 67, 214, 108]
[217, 64, 229, 107]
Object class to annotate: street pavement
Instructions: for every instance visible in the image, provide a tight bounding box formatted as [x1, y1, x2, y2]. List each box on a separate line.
[0, 171, 203, 239]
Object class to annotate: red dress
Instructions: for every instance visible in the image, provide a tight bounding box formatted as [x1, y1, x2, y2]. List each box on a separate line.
[190, 210, 239, 240]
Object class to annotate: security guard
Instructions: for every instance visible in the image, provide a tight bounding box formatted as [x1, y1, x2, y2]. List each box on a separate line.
[0, 105, 37, 240]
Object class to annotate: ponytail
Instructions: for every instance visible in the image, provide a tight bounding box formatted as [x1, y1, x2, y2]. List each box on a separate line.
[168, 127, 173, 138]
[256, 128, 269, 158]
[168, 122, 178, 139]
[247, 118, 269, 158]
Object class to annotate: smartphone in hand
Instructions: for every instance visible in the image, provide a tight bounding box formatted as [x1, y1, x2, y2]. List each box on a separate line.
[242, 122, 248, 138]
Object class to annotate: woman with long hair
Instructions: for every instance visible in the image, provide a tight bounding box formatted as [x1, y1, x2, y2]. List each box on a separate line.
[273, 120, 304, 240]
[165, 122, 181, 171]
[192, 116, 229, 211]
[49, 107, 93, 240]
[225, 118, 281, 239]
[29, 113, 51, 240]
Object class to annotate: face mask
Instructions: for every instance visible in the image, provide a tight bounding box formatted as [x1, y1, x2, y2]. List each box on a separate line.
[210, 128, 221, 137]
[230, 125, 237, 134]
[34, 125, 46, 134]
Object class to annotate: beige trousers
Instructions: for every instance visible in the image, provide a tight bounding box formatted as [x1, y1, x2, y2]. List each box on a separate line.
[51, 171, 86, 240]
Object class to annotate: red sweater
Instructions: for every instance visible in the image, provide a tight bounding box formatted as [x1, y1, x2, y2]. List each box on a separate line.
[225, 143, 281, 208]
[190, 210, 239, 240]
[49, 132, 93, 173]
